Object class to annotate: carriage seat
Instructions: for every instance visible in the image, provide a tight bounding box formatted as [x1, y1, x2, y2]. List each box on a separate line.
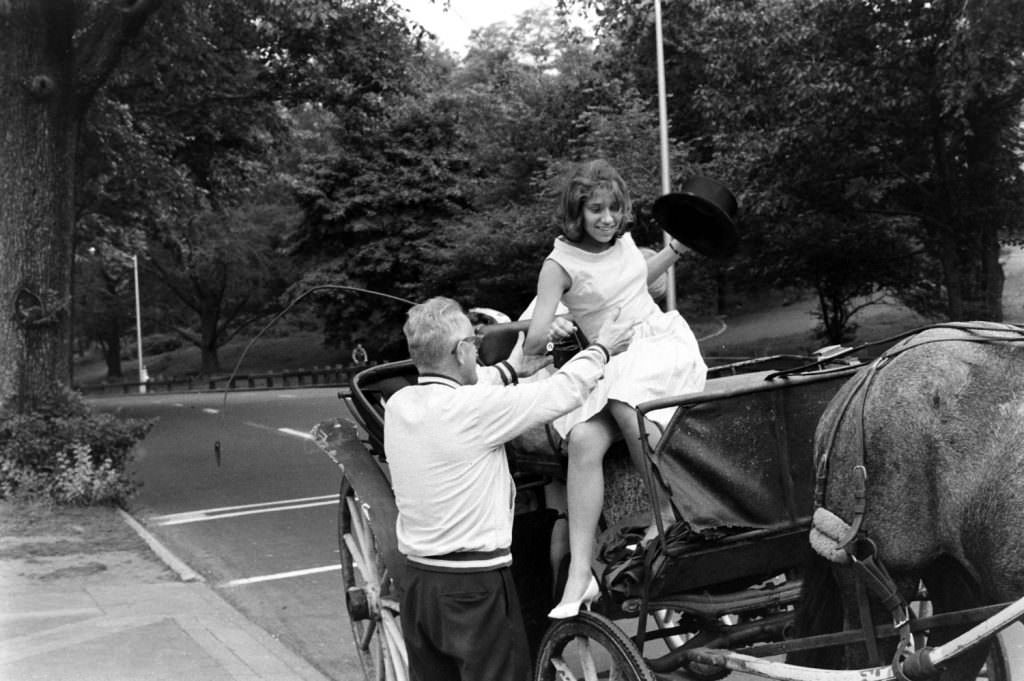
[648, 367, 857, 531]
[614, 365, 859, 597]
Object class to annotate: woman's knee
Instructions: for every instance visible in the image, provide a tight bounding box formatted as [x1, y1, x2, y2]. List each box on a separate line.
[608, 400, 659, 449]
[566, 420, 614, 463]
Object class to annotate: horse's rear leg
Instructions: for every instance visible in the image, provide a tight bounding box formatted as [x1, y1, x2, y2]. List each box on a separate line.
[920, 558, 990, 681]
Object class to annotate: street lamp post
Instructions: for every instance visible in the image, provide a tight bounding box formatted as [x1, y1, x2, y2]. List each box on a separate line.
[654, 0, 677, 312]
[85, 246, 147, 391]
[130, 254, 147, 394]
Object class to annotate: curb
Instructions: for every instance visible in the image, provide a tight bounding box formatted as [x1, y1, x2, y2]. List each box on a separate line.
[116, 507, 204, 583]
[696, 316, 728, 342]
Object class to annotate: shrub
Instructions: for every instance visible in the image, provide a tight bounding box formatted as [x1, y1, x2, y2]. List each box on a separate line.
[0, 385, 154, 506]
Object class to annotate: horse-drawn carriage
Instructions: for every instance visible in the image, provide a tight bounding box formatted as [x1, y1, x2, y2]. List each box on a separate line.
[312, 319, 1024, 681]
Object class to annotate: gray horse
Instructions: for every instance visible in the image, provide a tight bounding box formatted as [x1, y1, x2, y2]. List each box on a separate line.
[792, 323, 1024, 679]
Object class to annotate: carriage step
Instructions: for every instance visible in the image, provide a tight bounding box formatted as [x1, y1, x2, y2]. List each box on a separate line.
[629, 578, 803, 620]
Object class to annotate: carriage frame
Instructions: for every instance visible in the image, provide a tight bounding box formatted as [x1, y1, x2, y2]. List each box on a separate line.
[312, 320, 1024, 681]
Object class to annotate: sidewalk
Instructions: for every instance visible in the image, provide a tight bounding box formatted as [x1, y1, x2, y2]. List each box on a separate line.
[0, 502, 332, 681]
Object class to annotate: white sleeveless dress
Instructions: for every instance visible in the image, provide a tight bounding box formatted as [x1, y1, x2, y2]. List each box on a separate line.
[546, 232, 707, 437]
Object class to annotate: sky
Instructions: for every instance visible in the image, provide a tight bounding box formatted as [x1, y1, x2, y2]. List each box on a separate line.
[396, 0, 558, 55]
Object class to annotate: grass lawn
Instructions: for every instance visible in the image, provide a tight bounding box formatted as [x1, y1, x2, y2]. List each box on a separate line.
[74, 331, 351, 386]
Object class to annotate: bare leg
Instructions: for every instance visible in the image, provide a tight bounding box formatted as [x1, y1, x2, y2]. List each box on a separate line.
[607, 400, 674, 538]
[554, 412, 616, 608]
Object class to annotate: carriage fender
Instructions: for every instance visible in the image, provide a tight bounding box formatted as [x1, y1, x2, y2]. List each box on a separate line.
[335, 447, 407, 596]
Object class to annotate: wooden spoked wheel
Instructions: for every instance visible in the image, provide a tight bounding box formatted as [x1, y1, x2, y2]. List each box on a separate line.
[535, 611, 655, 681]
[338, 478, 408, 681]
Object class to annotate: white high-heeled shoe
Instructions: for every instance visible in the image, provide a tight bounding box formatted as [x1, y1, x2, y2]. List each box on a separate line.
[547, 575, 600, 619]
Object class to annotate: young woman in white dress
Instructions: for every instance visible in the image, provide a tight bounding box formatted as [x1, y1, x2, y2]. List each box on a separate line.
[523, 159, 708, 618]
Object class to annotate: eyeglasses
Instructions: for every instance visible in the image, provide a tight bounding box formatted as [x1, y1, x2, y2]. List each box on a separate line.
[451, 334, 484, 355]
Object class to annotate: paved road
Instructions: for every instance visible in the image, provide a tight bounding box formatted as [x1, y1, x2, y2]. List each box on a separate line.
[93, 388, 366, 681]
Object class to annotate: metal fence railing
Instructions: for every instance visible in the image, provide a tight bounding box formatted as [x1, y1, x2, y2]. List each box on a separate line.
[76, 364, 366, 396]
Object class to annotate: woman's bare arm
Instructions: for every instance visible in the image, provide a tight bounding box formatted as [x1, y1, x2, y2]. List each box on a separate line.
[524, 259, 571, 355]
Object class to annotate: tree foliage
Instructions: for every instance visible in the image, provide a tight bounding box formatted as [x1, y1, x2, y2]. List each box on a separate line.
[287, 7, 614, 354]
[75, 0, 420, 373]
[8, 0, 1024, 396]
[579, 0, 1024, 339]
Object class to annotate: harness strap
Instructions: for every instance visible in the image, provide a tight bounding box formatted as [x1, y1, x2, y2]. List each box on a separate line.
[846, 535, 915, 667]
[837, 465, 867, 551]
[854, 577, 882, 664]
[847, 538, 910, 628]
[813, 363, 878, 508]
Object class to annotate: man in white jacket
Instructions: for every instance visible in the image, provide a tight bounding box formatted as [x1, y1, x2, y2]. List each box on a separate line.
[385, 296, 631, 681]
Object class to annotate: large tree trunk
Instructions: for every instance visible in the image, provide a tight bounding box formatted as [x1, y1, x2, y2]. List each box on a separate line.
[0, 0, 78, 408]
[1, 0, 162, 407]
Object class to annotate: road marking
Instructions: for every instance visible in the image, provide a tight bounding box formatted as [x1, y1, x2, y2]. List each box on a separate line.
[220, 564, 340, 588]
[277, 427, 314, 440]
[150, 494, 338, 526]
[202, 407, 219, 414]
[239, 421, 314, 440]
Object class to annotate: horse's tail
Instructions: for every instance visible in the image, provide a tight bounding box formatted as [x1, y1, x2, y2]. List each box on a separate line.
[788, 549, 846, 668]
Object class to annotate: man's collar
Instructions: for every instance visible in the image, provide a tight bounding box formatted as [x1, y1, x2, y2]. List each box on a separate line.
[417, 373, 461, 388]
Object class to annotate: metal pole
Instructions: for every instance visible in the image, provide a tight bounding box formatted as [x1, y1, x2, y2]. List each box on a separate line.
[132, 254, 146, 394]
[654, 0, 677, 311]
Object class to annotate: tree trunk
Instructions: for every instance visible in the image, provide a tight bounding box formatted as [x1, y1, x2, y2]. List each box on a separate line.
[0, 0, 78, 408]
[199, 300, 222, 375]
[936, 225, 1004, 322]
[964, 108, 1006, 322]
[102, 314, 125, 380]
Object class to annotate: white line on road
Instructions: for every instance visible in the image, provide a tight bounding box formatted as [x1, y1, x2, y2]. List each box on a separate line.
[220, 564, 340, 588]
[238, 421, 314, 440]
[150, 494, 338, 526]
[202, 407, 219, 414]
[277, 427, 314, 440]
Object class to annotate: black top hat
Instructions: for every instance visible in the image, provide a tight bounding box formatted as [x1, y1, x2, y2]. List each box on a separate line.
[651, 176, 740, 259]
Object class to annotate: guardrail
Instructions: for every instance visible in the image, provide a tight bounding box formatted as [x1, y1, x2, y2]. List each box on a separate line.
[76, 364, 364, 395]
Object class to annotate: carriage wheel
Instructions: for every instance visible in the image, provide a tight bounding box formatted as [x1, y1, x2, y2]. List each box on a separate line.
[535, 611, 656, 681]
[338, 478, 408, 681]
[981, 635, 1012, 681]
[952, 633, 1011, 681]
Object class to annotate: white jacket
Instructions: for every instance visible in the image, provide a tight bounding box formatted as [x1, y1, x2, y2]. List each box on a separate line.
[383, 345, 608, 571]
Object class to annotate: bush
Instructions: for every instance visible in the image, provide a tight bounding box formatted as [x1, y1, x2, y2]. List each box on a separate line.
[0, 385, 154, 506]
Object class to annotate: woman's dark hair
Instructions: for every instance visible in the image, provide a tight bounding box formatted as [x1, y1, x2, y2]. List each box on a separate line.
[557, 159, 633, 242]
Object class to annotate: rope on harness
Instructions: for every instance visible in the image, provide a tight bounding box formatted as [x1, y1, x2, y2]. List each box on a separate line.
[809, 507, 852, 564]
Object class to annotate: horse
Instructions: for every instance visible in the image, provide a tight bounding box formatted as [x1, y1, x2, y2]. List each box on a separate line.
[791, 322, 1024, 679]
